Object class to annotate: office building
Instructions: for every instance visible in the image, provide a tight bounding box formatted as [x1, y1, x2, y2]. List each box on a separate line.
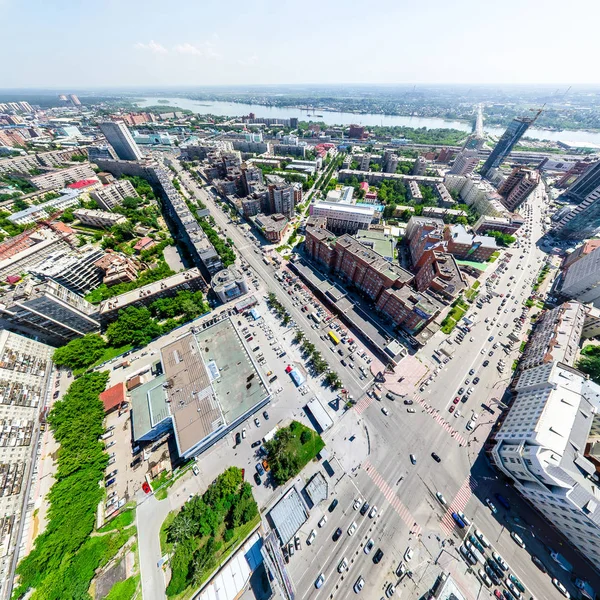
[99, 121, 144, 161]
[310, 201, 374, 235]
[448, 150, 479, 176]
[560, 246, 600, 307]
[212, 267, 249, 303]
[491, 361, 600, 566]
[28, 247, 104, 295]
[73, 208, 128, 229]
[552, 189, 600, 241]
[498, 167, 540, 211]
[480, 115, 536, 178]
[559, 161, 600, 205]
[519, 302, 585, 371]
[0, 279, 100, 346]
[91, 179, 138, 211]
[98, 268, 205, 323]
[29, 164, 96, 190]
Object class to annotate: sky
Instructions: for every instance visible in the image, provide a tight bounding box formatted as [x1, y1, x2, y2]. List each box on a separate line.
[3, 0, 599, 88]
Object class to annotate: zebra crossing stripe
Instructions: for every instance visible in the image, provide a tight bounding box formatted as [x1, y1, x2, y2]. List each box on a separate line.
[440, 475, 478, 536]
[362, 461, 422, 536]
[414, 394, 468, 445]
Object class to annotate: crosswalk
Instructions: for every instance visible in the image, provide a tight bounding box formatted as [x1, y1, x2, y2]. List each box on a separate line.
[362, 460, 422, 536]
[413, 393, 468, 446]
[354, 393, 375, 415]
[440, 475, 478, 536]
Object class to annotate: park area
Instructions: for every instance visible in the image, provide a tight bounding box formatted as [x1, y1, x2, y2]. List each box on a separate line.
[265, 421, 325, 486]
[161, 467, 260, 599]
[440, 297, 469, 334]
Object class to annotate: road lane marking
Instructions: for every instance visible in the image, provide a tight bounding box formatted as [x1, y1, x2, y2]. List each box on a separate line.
[413, 393, 468, 446]
[362, 460, 421, 536]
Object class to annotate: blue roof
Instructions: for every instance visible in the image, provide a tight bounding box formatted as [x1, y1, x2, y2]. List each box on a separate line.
[249, 308, 260, 320]
[290, 369, 306, 387]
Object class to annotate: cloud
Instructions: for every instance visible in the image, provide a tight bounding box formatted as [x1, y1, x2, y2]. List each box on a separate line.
[173, 41, 220, 59]
[238, 54, 258, 67]
[134, 40, 168, 55]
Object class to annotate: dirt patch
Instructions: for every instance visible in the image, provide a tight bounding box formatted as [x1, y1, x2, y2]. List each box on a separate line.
[95, 558, 126, 599]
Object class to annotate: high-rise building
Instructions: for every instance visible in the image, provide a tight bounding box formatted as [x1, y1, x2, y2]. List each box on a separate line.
[491, 361, 600, 566]
[348, 125, 365, 139]
[0, 279, 100, 346]
[383, 151, 399, 174]
[268, 183, 299, 219]
[560, 246, 600, 307]
[552, 178, 600, 240]
[480, 115, 538, 178]
[448, 150, 479, 176]
[559, 161, 600, 205]
[88, 144, 118, 162]
[99, 121, 144, 161]
[497, 166, 540, 211]
[68, 94, 81, 106]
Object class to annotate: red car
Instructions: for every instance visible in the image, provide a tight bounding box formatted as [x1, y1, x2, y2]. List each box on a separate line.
[142, 481, 151, 494]
[246, 336, 253, 342]
[449, 405, 455, 413]
[453, 397, 460, 404]
[494, 591, 502, 599]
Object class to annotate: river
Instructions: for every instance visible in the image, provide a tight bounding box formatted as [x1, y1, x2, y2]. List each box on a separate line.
[134, 97, 600, 147]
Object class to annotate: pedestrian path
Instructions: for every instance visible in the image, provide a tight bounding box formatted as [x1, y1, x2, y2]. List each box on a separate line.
[414, 393, 468, 446]
[362, 460, 422, 536]
[354, 393, 375, 415]
[440, 475, 478, 537]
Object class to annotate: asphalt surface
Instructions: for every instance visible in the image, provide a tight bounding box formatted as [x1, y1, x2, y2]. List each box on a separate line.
[165, 163, 596, 600]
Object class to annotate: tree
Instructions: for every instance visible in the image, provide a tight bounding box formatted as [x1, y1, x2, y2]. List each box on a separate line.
[106, 306, 162, 347]
[52, 334, 107, 370]
[294, 331, 304, 344]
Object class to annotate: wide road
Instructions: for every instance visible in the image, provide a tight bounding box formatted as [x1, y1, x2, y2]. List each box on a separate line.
[171, 161, 372, 401]
[172, 163, 588, 599]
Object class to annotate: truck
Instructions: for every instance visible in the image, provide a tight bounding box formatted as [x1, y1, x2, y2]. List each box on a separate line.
[550, 551, 573, 572]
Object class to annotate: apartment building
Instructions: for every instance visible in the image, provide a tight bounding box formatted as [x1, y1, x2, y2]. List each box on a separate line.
[29, 164, 96, 190]
[95, 253, 139, 287]
[448, 150, 479, 176]
[491, 361, 600, 566]
[582, 306, 600, 339]
[0, 279, 100, 346]
[472, 215, 524, 236]
[7, 190, 83, 225]
[0, 228, 73, 281]
[73, 208, 128, 229]
[268, 183, 301, 219]
[91, 179, 138, 211]
[498, 167, 540, 211]
[98, 269, 205, 323]
[444, 173, 509, 218]
[519, 302, 585, 371]
[28, 247, 104, 295]
[0, 148, 87, 175]
[560, 245, 600, 307]
[99, 121, 144, 161]
[443, 224, 497, 261]
[563, 240, 600, 271]
[375, 286, 442, 334]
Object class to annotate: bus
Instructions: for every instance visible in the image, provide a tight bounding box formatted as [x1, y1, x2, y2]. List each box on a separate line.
[311, 313, 322, 324]
[328, 331, 340, 345]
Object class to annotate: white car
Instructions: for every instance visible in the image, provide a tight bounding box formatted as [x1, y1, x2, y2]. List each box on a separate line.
[404, 546, 413, 562]
[354, 576, 365, 593]
[475, 529, 490, 548]
[348, 521, 357, 536]
[552, 578, 571, 598]
[368, 506, 378, 518]
[510, 531, 525, 548]
[353, 497, 362, 510]
[338, 557, 348, 573]
[457, 511, 471, 526]
[307, 529, 316, 545]
[318, 515, 327, 528]
[364, 538, 374, 554]
[436, 492, 447, 506]
[315, 574, 325, 589]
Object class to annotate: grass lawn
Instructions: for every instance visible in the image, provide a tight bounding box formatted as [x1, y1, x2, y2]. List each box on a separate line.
[440, 298, 468, 335]
[105, 575, 139, 600]
[266, 421, 325, 486]
[98, 505, 137, 533]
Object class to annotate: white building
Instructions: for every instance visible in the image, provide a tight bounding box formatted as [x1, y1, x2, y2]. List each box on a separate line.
[561, 246, 600, 308]
[444, 173, 508, 218]
[73, 208, 128, 229]
[29, 164, 96, 191]
[211, 267, 249, 303]
[448, 150, 479, 176]
[492, 361, 600, 565]
[99, 121, 144, 161]
[325, 186, 354, 204]
[7, 189, 84, 225]
[91, 179, 138, 211]
[310, 201, 374, 234]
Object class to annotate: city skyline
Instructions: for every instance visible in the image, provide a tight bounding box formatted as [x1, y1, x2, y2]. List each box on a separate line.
[3, 0, 600, 88]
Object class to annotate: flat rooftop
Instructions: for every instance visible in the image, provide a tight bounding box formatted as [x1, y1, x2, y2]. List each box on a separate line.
[131, 374, 171, 441]
[163, 318, 269, 456]
[355, 229, 397, 259]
